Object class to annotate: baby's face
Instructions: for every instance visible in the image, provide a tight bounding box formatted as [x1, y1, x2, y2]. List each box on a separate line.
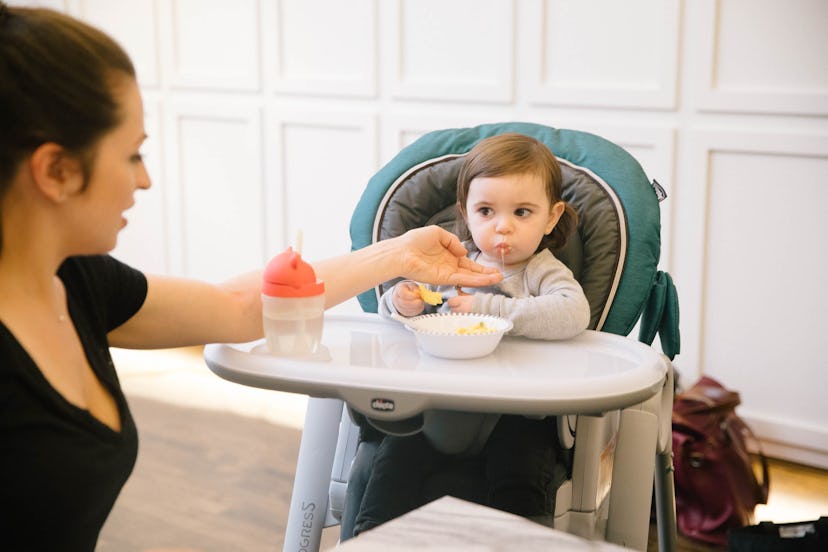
[464, 172, 559, 268]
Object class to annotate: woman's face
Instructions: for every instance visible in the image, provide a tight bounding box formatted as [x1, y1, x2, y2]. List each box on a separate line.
[464, 172, 562, 268]
[67, 78, 150, 254]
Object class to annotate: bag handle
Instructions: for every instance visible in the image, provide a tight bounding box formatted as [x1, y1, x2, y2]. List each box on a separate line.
[675, 376, 741, 416]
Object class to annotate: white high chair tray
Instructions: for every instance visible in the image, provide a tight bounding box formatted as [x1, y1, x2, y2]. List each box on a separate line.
[205, 313, 667, 420]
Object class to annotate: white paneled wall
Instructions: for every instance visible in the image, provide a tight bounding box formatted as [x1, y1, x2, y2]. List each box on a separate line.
[524, 0, 680, 110]
[389, 0, 514, 103]
[694, 0, 828, 116]
[678, 131, 828, 468]
[13, 0, 827, 467]
[269, 108, 378, 261]
[266, 0, 377, 98]
[166, 0, 261, 91]
[166, 101, 265, 280]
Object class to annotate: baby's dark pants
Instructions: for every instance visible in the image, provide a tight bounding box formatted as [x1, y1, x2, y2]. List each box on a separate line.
[353, 414, 567, 536]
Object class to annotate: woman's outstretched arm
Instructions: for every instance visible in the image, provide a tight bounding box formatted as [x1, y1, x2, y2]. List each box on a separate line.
[108, 226, 502, 349]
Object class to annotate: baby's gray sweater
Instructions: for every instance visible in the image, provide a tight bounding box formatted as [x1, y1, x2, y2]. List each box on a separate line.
[380, 248, 590, 340]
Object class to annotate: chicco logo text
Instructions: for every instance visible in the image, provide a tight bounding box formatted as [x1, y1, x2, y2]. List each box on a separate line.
[370, 398, 395, 412]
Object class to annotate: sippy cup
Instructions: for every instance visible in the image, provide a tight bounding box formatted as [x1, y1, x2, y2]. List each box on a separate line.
[262, 247, 325, 356]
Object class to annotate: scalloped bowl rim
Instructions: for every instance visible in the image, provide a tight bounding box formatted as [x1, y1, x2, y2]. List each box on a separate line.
[403, 313, 513, 359]
[404, 312, 513, 335]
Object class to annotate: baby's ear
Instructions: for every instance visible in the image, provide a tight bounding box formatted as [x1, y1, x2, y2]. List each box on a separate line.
[546, 201, 566, 234]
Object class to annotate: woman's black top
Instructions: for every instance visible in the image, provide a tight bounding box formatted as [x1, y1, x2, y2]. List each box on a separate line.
[0, 255, 148, 551]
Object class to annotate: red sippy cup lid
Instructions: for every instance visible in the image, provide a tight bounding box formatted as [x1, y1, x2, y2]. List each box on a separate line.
[262, 247, 325, 298]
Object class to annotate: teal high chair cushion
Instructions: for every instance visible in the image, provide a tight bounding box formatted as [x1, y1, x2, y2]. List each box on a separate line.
[341, 122, 680, 542]
[350, 122, 678, 354]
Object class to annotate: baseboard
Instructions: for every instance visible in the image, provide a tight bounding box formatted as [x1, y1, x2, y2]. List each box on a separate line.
[740, 410, 828, 470]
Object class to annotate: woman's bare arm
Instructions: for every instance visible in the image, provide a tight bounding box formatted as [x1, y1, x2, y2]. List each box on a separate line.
[109, 226, 502, 349]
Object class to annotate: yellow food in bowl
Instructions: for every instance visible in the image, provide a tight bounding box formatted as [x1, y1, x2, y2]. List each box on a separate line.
[456, 321, 494, 335]
[418, 284, 443, 306]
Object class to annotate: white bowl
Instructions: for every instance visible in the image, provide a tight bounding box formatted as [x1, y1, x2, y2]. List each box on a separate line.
[404, 313, 513, 359]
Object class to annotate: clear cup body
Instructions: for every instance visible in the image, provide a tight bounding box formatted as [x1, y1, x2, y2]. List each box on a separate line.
[262, 294, 325, 356]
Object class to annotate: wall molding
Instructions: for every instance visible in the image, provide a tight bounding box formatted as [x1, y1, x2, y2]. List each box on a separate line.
[387, 0, 515, 103]
[265, 0, 378, 98]
[266, 107, 378, 258]
[524, 0, 680, 110]
[675, 129, 828, 381]
[696, 0, 828, 116]
[165, 101, 265, 279]
[77, 0, 161, 88]
[743, 411, 828, 470]
[164, 0, 261, 92]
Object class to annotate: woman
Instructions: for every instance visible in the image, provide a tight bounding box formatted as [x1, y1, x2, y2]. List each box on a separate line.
[0, 4, 501, 550]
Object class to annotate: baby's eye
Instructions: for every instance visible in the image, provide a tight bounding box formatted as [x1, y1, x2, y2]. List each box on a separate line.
[478, 207, 493, 216]
[515, 208, 532, 217]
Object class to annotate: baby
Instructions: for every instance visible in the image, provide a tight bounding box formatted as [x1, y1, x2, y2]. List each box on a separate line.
[354, 133, 590, 534]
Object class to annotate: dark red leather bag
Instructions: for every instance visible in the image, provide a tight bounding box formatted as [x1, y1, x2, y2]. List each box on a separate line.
[672, 376, 770, 547]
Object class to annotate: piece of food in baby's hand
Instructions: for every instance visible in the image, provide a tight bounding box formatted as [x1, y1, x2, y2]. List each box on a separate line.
[418, 284, 443, 305]
[456, 321, 494, 335]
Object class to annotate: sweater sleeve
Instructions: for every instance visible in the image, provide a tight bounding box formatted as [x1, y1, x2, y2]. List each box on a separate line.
[472, 251, 590, 340]
[378, 284, 399, 320]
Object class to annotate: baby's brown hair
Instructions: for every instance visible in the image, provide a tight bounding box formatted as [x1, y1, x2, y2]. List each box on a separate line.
[455, 133, 578, 251]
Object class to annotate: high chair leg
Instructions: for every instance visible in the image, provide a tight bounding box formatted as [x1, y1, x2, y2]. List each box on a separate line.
[606, 408, 658, 550]
[654, 358, 678, 552]
[655, 450, 678, 552]
[283, 398, 343, 552]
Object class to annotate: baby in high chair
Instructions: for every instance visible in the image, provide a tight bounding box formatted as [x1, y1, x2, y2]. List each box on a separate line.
[353, 133, 590, 534]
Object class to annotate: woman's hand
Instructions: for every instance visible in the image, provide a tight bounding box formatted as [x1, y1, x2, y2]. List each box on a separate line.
[396, 226, 502, 287]
[311, 225, 502, 309]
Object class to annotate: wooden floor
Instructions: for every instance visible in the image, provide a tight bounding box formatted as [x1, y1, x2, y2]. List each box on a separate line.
[99, 395, 827, 551]
[98, 396, 340, 551]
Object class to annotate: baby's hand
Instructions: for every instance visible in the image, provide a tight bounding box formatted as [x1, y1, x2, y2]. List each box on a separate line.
[393, 281, 426, 317]
[447, 293, 474, 314]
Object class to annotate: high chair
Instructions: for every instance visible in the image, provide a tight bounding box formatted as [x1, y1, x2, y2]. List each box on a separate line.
[212, 122, 680, 551]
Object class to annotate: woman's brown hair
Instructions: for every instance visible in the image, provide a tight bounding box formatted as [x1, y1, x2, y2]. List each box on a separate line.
[455, 133, 578, 252]
[0, 3, 135, 191]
